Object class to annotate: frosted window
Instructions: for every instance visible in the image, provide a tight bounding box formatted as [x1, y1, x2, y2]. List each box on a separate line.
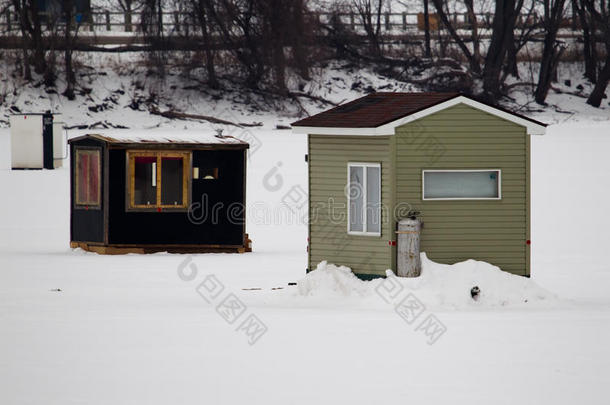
[366, 166, 381, 233]
[349, 166, 364, 232]
[423, 171, 500, 199]
[75, 149, 101, 207]
[348, 163, 381, 234]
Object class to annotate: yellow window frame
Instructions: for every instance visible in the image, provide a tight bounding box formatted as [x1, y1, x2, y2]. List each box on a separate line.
[126, 150, 192, 211]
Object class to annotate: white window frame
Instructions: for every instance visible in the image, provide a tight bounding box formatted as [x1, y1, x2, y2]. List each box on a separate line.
[422, 169, 502, 201]
[347, 162, 382, 236]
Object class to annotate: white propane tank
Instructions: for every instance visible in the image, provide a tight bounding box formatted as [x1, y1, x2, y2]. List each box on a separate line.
[52, 122, 67, 168]
[396, 218, 422, 277]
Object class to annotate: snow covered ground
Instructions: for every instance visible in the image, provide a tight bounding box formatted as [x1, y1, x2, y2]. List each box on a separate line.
[2, 53, 608, 132]
[1, 114, 610, 404]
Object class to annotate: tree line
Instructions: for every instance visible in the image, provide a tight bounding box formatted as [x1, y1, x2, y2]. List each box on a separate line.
[2, 0, 610, 108]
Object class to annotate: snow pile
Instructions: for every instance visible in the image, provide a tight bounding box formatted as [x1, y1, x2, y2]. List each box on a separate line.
[295, 253, 559, 309]
[409, 253, 559, 309]
[296, 261, 371, 298]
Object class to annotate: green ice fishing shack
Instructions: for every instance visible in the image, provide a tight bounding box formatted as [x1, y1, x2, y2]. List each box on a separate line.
[292, 92, 546, 278]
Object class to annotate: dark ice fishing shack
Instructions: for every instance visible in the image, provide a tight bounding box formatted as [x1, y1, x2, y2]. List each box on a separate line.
[68, 130, 251, 254]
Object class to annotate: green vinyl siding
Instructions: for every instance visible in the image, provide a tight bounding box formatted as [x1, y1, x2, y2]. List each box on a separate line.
[308, 135, 393, 276]
[394, 103, 529, 276]
[307, 102, 530, 277]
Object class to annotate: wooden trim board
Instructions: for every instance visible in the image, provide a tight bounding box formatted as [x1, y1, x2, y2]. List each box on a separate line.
[70, 234, 253, 255]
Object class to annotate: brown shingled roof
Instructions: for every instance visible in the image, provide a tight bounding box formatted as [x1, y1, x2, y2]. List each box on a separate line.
[291, 92, 546, 128]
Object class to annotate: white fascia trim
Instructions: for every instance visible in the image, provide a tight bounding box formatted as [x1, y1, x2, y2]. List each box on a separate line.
[292, 96, 546, 136]
[291, 126, 392, 135]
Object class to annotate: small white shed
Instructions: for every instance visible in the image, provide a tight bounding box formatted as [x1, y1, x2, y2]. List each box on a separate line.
[10, 113, 66, 169]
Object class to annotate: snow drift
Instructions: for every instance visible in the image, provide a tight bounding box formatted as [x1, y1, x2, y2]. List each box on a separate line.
[296, 253, 559, 309]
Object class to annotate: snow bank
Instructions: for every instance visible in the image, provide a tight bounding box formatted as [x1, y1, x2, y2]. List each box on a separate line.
[295, 253, 559, 310]
[296, 261, 371, 298]
[410, 253, 558, 309]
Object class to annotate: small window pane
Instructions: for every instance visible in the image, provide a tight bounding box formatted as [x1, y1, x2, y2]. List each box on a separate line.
[77, 152, 89, 204]
[366, 166, 381, 233]
[88, 152, 100, 203]
[161, 157, 184, 205]
[75, 149, 100, 207]
[349, 166, 364, 232]
[424, 171, 500, 199]
[134, 156, 156, 205]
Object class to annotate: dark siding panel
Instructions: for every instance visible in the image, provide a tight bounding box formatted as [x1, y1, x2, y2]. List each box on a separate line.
[70, 139, 105, 243]
[72, 210, 105, 242]
[108, 149, 245, 245]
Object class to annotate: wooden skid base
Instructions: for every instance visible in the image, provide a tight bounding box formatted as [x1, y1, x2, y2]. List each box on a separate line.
[71, 235, 252, 255]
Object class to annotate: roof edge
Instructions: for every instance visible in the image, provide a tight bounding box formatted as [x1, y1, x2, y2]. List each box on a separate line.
[68, 133, 250, 146]
[292, 94, 547, 136]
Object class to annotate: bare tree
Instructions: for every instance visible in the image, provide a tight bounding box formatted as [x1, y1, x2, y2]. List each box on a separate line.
[203, 0, 266, 89]
[582, 0, 610, 107]
[116, 0, 142, 32]
[574, 0, 598, 82]
[11, 0, 48, 78]
[534, 0, 567, 104]
[191, 0, 219, 88]
[200, 0, 310, 92]
[482, 0, 524, 98]
[290, 0, 310, 79]
[353, 0, 384, 58]
[499, 1, 538, 85]
[259, 0, 290, 93]
[431, 0, 481, 74]
[62, 0, 83, 99]
[11, 0, 32, 79]
[431, 0, 529, 98]
[423, 0, 431, 58]
[464, 0, 480, 64]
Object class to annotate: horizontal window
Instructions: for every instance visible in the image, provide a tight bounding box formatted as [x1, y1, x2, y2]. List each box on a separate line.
[423, 170, 501, 200]
[127, 151, 191, 211]
[348, 163, 381, 235]
[75, 148, 101, 209]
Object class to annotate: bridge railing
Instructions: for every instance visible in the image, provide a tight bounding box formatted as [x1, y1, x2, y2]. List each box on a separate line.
[0, 9, 579, 38]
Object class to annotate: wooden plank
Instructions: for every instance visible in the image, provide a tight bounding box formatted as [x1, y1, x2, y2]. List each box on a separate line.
[71, 242, 251, 255]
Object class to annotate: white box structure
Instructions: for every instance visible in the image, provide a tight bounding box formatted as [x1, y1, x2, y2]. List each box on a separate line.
[9, 113, 65, 169]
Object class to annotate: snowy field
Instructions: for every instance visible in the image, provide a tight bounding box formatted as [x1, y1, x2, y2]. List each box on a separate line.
[1, 117, 610, 404]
